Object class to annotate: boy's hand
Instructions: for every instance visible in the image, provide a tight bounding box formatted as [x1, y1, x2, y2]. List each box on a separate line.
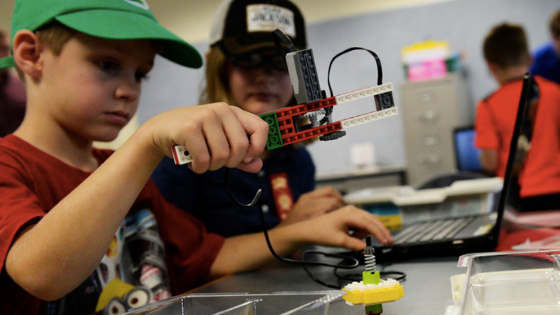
[280, 186, 345, 226]
[300, 205, 394, 250]
[147, 103, 269, 174]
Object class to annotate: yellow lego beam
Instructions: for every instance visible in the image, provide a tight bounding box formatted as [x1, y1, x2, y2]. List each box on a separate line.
[342, 282, 404, 305]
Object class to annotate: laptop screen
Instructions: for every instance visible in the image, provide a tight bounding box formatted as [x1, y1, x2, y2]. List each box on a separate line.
[453, 127, 484, 173]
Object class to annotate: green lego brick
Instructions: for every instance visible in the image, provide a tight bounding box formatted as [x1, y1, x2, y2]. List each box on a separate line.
[259, 112, 284, 150]
[363, 271, 380, 285]
[365, 304, 383, 314]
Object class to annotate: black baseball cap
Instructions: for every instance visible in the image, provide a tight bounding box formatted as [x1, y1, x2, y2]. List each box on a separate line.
[209, 0, 307, 57]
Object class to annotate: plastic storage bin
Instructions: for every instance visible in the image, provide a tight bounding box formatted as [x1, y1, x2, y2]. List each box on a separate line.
[343, 177, 503, 230]
[122, 291, 344, 315]
[450, 249, 560, 315]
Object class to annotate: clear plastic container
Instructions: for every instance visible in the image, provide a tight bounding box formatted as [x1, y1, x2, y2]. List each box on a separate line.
[122, 291, 344, 315]
[344, 177, 503, 230]
[453, 249, 560, 315]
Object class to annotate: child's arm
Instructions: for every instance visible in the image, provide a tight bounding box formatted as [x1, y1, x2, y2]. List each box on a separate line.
[5, 103, 268, 301]
[278, 186, 345, 226]
[480, 149, 498, 173]
[208, 205, 393, 277]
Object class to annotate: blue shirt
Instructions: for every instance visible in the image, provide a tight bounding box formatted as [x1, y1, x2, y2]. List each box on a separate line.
[151, 145, 316, 237]
[531, 42, 560, 85]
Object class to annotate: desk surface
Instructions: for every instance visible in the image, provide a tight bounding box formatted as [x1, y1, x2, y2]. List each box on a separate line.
[193, 255, 464, 315]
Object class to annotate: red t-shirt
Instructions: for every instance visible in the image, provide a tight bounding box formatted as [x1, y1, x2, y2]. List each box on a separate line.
[0, 135, 224, 315]
[475, 76, 560, 197]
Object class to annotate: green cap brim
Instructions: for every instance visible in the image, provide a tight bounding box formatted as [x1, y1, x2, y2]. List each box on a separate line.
[0, 56, 15, 69]
[56, 9, 202, 68]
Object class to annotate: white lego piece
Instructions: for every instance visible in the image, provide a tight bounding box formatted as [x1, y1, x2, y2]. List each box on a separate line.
[343, 278, 400, 291]
[335, 82, 393, 104]
[340, 107, 398, 129]
[172, 145, 193, 165]
[351, 142, 376, 167]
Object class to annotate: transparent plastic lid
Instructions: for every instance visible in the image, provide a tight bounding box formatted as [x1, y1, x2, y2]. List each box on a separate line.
[454, 249, 560, 315]
[122, 291, 344, 315]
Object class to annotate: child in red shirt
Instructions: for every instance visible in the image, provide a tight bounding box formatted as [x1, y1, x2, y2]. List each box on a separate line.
[475, 23, 560, 212]
[0, 1, 393, 314]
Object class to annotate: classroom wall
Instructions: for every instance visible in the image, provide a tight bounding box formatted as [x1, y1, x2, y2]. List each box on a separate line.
[0, 0, 454, 42]
[137, 0, 558, 175]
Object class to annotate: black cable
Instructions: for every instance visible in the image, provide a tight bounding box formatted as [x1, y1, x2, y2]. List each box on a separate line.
[254, 197, 360, 269]
[302, 263, 342, 289]
[224, 163, 407, 289]
[320, 47, 384, 125]
[225, 168, 261, 207]
[326, 47, 384, 98]
[225, 168, 359, 288]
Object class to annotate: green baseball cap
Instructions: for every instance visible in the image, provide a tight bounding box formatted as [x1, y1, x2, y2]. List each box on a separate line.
[0, 0, 202, 69]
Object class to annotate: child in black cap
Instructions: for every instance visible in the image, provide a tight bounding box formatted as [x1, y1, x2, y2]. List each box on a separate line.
[152, 0, 390, 242]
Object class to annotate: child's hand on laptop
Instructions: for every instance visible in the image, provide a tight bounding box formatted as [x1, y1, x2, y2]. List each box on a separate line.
[290, 205, 394, 250]
[142, 103, 269, 174]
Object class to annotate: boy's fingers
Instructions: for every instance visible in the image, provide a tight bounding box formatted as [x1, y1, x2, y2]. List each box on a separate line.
[235, 157, 264, 174]
[185, 132, 211, 174]
[219, 106, 251, 169]
[359, 213, 393, 244]
[323, 196, 345, 210]
[310, 186, 344, 203]
[185, 135, 213, 173]
[231, 107, 269, 165]
[203, 123, 232, 171]
[313, 186, 341, 197]
[343, 207, 393, 245]
[310, 197, 344, 213]
[175, 104, 267, 173]
[197, 103, 251, 171]
[340, 237, 368, 252]
[181, 107, 227, 173]
[365, 218, 394, 245]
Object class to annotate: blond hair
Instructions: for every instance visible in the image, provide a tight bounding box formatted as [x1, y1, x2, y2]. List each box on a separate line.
[199, 46, 233, 105]
[35, 22, 76, 56]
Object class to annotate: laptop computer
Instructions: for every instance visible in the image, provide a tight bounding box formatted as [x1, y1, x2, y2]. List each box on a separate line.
[453, 126, 484, 174]
[348, 73, 535, 262]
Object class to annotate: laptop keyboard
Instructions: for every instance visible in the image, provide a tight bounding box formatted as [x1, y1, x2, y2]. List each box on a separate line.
[393, 216, 476, 244]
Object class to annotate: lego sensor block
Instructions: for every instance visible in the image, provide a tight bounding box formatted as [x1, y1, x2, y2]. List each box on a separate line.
[286, 49, 322, 104]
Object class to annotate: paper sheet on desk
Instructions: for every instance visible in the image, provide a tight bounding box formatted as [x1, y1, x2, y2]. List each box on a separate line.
[512, 233, 560, 250]
[496, 227, 560, 251]
[503, 209, 560, 228]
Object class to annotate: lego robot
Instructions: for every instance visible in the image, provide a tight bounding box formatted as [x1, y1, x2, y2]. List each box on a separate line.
[172, 29, 397, 165]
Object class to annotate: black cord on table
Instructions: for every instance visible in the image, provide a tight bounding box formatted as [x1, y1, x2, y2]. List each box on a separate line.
[225, 168, 407, 289]
[222, 46, 405, 289]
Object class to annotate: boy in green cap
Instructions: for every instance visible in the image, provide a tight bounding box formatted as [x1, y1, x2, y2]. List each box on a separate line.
[0, 0, 392, 314]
